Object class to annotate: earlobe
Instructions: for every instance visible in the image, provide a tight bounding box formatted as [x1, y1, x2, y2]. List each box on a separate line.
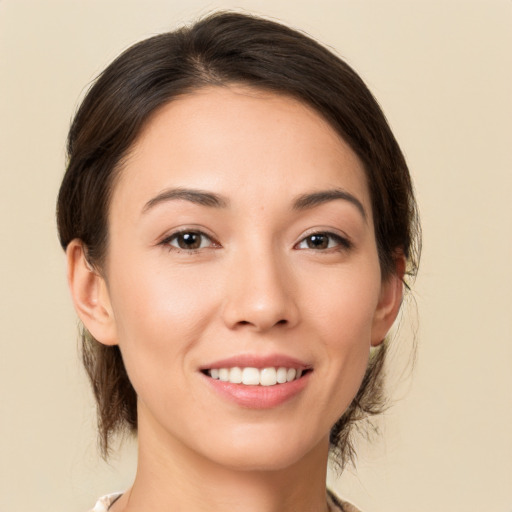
[66, 239, 118, 346]
[371, 255, 406, 347]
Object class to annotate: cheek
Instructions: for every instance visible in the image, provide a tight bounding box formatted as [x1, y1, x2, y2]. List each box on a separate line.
[307, 262, 381, 345]
[106, 262, 220, 394]
[110, 253, 219, 332]
[305, 263, 381, 405]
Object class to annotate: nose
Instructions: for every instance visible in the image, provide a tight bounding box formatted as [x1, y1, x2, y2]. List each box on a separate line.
[221, 246, 300, 333]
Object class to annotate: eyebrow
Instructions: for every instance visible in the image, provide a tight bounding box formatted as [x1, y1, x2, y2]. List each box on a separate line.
[142, 188, 229, 213]
[142, 186, 366, 220]
[292, 189, 367, 220]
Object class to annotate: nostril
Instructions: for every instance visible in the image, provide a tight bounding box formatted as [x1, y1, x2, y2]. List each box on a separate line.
[234, 318, 288, 329]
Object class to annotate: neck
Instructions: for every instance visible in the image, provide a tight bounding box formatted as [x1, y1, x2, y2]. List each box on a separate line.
[113, 408, 331, 512]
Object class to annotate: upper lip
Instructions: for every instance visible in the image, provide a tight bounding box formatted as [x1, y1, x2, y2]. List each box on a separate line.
[199, 354, 312, 371]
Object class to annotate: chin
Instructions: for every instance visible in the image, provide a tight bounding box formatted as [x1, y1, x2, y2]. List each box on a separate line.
[199, 428, 327, 473]
[211, 451, 305, 473]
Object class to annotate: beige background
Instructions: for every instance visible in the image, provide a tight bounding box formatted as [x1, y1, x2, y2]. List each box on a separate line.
[1, 1, 511, 511]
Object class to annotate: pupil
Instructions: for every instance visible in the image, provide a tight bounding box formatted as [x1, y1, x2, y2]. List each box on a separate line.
[179, 232, 200, 249]
[308, 234, 328, 249]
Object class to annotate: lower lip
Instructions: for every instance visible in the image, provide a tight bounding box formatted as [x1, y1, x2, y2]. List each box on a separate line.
[202, 372, 311, 409]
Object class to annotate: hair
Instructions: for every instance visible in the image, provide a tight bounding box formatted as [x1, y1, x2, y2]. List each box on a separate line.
[57, 11, 420, 468]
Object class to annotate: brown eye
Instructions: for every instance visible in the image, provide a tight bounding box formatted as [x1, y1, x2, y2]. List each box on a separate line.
[305, 234, 329, 249]
[296, 232, 351, 250]
[167, 231, 212, 250]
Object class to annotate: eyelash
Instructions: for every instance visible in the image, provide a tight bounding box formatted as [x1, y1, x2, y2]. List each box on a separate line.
[294, 232, 352, 252]
[160, 230, 218, 253]
[160, 230, 352, 253]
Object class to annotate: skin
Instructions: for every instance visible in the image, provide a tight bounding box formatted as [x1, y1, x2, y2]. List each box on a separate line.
[67, 86, 404, 512]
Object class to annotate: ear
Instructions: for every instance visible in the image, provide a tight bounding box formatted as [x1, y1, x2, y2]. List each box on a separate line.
[371, 254, 406, 347]
[66, 239, 118, 346]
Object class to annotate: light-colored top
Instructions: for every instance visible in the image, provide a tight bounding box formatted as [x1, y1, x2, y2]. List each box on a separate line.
[88, 493, 122, 512]
[88, 490, 360, 511]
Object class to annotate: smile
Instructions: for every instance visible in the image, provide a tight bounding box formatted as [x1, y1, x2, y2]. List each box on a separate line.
[206, 367, 305, 386]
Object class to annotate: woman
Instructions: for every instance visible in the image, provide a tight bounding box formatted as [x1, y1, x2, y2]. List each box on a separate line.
[57, 11, 420, 512]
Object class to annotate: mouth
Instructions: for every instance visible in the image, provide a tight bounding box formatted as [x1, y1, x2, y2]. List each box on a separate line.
[202, 366, 311, 386]
[199, 355, 313, 408]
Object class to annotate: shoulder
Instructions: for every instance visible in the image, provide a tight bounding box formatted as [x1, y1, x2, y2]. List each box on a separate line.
[327, 488, 362, 512]
[88, 493, 123, 512]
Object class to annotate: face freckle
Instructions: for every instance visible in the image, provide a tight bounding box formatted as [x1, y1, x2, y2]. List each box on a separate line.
[101, 85, 398, 471]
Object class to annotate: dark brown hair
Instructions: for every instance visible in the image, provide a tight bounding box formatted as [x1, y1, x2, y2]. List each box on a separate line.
[57, 11, 420, 467]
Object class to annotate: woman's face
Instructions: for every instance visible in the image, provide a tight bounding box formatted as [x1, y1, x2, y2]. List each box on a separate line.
[92, 86, 401, 471]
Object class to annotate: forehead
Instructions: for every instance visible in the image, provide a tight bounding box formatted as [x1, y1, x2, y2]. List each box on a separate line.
[112, 86, 371, 217]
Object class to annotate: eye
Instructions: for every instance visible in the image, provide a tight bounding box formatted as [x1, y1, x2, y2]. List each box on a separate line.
[163, 230, 216, 251]
[296, 232, 351, 250]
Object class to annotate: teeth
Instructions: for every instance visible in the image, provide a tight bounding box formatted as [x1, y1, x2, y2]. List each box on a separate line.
[207, 366, 306, 386]
[229, 366, 243, 384]
[260, 367, 277, 386]
[276, 367, 287, 384]
[242, 367, 260, 385]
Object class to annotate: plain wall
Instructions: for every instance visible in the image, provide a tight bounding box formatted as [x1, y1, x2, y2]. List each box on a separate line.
[1, 1, 511, 511]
